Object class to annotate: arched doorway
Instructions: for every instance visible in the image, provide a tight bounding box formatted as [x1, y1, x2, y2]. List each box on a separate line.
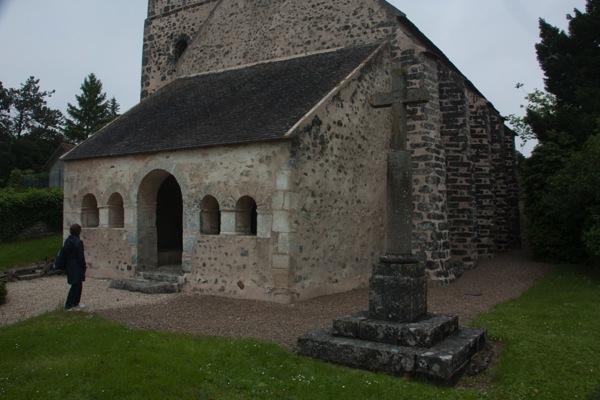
[137, 170, 183, 269]
[156, 175, 183, 265]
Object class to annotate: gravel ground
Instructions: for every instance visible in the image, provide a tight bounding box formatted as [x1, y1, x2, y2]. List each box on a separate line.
[1, 248, 552, 350]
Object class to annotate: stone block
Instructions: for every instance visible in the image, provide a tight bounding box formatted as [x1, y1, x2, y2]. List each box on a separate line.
[296, 326, 486, 386]
[271, 254, 290, 270]
[277, 232, 299, 253]
[368, 259, 427, 323]
[271, 191, 285, 209]
[272, 267, 291, 287]
[369, 274, 428, 322]
[257, 214, 272, 238]
[272, 210, 292, 233]
[332, 311, 459, 348]
[276, 170, 293, 191]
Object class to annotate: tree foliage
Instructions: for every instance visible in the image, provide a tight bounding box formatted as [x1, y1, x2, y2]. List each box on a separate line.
[0, 78, 64, 187]
[517, 0, 600, 263]
[63, 73, 119, 143]
[0, 77, 63, 139]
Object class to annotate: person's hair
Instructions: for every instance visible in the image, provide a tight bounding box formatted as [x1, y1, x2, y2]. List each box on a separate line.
[69, 223, 82, 236]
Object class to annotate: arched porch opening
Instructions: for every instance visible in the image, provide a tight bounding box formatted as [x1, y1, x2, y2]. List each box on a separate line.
[137, 170, 183, 269]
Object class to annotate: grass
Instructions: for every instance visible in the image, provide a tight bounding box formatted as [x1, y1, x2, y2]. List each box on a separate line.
[0, 233, 62, 270]
[0, 265, 599, 399]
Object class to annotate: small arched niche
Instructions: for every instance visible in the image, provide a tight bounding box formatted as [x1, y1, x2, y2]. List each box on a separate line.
[108, 192, 125, 228]
[200, 195, 221, 235]
[235, 196, 257, 236]
[174, 39, 188, 63]
[81, 194, 99, 228]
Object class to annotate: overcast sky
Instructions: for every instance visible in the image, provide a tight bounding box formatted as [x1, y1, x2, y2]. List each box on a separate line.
[0, 0, 588, 155]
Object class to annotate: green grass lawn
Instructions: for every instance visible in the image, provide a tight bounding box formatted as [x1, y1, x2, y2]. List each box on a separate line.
[0, 233, 62, 270]
[0, 265, 599, 399]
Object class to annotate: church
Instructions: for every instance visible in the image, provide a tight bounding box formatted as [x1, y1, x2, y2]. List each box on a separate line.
[61, 0, 520, 303]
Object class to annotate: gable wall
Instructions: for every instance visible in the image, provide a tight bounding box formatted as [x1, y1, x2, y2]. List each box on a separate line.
[142, 0, 400, 99]
[288, 47, 391, 300]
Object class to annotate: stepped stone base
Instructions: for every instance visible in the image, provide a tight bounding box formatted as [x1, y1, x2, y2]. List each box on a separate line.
[333, 311, 459, 348]
[297, 321, 486, 386]
[109, 266, 183, 294]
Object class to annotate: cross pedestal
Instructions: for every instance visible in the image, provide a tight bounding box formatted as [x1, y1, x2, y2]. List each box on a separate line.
[297, 68, 487, 386]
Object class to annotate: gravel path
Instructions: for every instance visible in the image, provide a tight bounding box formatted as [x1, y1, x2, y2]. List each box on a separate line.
[1, 249, 552, 350]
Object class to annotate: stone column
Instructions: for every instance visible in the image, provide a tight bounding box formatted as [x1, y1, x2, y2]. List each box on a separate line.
[219, 209, 237, 235]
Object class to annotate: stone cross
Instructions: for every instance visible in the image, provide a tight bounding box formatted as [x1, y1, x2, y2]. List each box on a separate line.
[370, 68, 429, 257]
[370, 68, 428, 151]
[369, 67, 429, 322]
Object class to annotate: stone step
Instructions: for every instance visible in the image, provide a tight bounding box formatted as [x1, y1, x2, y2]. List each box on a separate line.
[138, 270, 183, 284]
[332, 312, 459, 348]
[109, 279, 182, 294]
[17, 272, 43, 281]
[296, 326, 487, 386]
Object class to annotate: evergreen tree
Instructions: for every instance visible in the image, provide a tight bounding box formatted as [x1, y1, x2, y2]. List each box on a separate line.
[531, 0, 600, 147]
[64, 73, 120, 143]
[517, 0, 600, 263]
[0, 77, 63, 187]
[0, 76, 63, 139]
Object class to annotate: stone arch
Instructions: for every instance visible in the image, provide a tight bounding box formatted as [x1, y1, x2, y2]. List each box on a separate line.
[137, 169, 184, 268]
[236, 196, 257, 235]
[174, 38, 188, 63]
[107, 192, 125, 228]
[200, 195, 221, 235]
[81, 193, 99, 228]
[133, 163, 189, 204]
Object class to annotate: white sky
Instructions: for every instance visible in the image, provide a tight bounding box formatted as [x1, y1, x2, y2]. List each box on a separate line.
[0, 0, 588, 156]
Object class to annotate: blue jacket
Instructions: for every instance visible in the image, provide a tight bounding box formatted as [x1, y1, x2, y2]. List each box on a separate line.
[63, 234, 86, 285]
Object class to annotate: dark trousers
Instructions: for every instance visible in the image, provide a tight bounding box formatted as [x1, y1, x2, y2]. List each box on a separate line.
[65, 283, 83, 309]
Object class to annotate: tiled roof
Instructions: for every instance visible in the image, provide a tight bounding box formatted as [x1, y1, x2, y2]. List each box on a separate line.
[63, 44, 380, 161]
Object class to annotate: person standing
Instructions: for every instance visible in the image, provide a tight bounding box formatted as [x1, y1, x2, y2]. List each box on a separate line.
[63, 223, 87, 311]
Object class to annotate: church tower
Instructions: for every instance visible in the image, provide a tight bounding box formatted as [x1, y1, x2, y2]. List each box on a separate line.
[142, 0, 220, 100]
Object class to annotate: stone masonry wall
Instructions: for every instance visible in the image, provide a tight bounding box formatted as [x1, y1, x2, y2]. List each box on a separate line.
[63, 142, 294, 302]
[438, 63, 478, 271]
[137, 0, 521, 284]
[400, 49, 452, 280]
[142, 0, 219, 99]
[289, 46, 390, 301]
[469, 93, 496, 258]
[142, 0, 400, 99]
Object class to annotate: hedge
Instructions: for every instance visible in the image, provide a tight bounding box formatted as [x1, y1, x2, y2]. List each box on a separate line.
[0, 280, 6, 305]
[0, 188, 63, 242]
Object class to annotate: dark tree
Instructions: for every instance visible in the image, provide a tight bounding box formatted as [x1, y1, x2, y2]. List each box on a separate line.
[519, 0, 600, 263]
[530, 0, 600, 147]
[0, 78, 64, 186]
[64, 73, 120, 143]
[0, 77, 63, 139]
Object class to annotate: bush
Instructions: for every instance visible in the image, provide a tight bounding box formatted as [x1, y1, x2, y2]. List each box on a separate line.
[0, 280, 6, 305]
[0, 188, 63, 242]
[522, 134, 600, 264]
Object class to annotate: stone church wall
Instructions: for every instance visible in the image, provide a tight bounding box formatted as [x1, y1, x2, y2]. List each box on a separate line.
[142, 0, 400, 100]
[288, 46, 391, 300]
[142, 0, 219, 99]
[132, 0, 521, 286]
[63, 45, 396, 303]
[63, 142, 294, 301]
